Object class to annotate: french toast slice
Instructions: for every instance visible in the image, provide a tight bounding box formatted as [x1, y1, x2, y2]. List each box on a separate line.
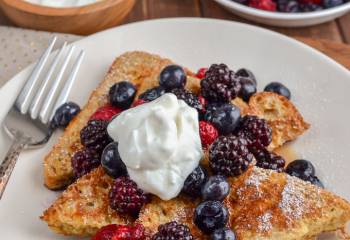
[41, 167, 132, 236]
[138, 166, 350, 240]
[248, 92, 310, 150]
[43, 52, 201, 190]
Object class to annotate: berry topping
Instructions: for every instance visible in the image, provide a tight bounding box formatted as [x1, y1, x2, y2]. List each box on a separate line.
[210, 227, 236, 240]
[323, 0, 343, 8]
[205, 103, 241, 135]
[200, 64, 241, 103]
[159, 65, 187, 91]
[277, 0, 300, 12]
[170, 88, 204, 112]
[92, 224, 145, 240]
[209, 135, 253, 177]
[196, 68, 208, 79]
[109, 176, 148, 216]
[249, 0, 277, 11]
[254, 149, 285, 172]
[182, 165, 208, 197]
[194, 200, 229, 234]
[90, 105, 122, 121]
[152, 221, 194, 240]
[109, 81, 137, 109]
[199, 121, 219, 149]
[132, 99, 147, 108]
[101, 142, 127, 178]
[50, 102, 80, 129]
[300, 3, 324, 11]
[71, 148, 100, 179]
[80, 120, 112, 152]
[235, 68, 257, 85]
[307, 176, 324, 188]
[202, 175, 230, 201]
[285, 159, 315, 181]
[198, 96, 207, 110]
[138, 86, 166, 102]
[237, 115, 272, 151]
[238, 78, 257, 102]
[264, 82, 291, 100]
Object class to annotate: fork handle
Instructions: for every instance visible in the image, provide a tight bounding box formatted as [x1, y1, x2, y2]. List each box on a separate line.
[0, 137, 28, 200]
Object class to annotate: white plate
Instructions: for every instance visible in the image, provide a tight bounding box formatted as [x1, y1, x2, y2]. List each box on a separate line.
[0, 18, 349, 239]
[215, 0, 350, 27]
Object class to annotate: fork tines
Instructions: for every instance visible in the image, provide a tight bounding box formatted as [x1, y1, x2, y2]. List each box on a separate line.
[15, 37, 85, 125]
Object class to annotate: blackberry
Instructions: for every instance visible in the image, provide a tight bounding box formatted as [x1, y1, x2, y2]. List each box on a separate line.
[182, 165, 208, 198]
[201, 64, 241, 103]
[152, 221, 194, 240]
[109, 177, 148, 216]
[209, 135, 253, 177]
[139, 86, 166, 102]
[237, 115, 272, 151]
[71, 148, 100, 179]
[300, 3, 323, 11]
[254, 149, 285, 172]
[80, 120, 112, 152]
[170, 88, 203, 112]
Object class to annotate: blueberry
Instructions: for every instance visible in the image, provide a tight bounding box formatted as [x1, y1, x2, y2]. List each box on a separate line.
[323, 0, 343, 8]
[300, 3, 323, 11]
[138, 86, 166, 102]
[238, 78, 257, 102]
[278, 0, 300, 12]
[109, 81, 137, 109]
[285, 159, 315, 181]
[50, 102, 80, 129]
[182, 165, 208, 197]
[202, 175, 230, 201]
[264, 82, 291, 100]
[307, 175, 325, 188]
[205, 103, 241, 135]
[101, 142, 127, 178]
[211, 227, 236, 240]
[235, 68, 257, 85]
[159, 65, 187, 91]
[194, 201, 229, 234]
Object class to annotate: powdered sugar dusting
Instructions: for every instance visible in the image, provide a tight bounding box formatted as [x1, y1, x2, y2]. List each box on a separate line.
[237, 167, 271, 200]
[279, 175, 305, 222]
[257, 211, 272, 232]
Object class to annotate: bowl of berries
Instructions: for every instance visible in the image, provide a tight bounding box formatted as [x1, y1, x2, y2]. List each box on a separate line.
[214, 0, 350, 26]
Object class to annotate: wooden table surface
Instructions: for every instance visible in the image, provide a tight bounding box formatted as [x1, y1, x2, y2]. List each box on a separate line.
[0, 0, 349, 68]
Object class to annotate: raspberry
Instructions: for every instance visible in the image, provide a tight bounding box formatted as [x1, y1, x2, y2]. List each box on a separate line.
[196, 68, 208, 79]
[299, 0, 322, 5]
[200, 64, 241, 103]
[254, 149, 285, 172]
[92, 224, 145, 240]
[170, 88, 203, 112]
[80, 120, 112, 152]
[199, 121, 219, 149]
[71, 148, 100, 179]
[209, 135, 253, 177]
[237, 115, 272, 151]
[249, 0, 277, 11]
[109, 177, 148, 216]
[132, 99, 147, 108]
[152, 221, 194, 240]
[90, 105, 122, 121]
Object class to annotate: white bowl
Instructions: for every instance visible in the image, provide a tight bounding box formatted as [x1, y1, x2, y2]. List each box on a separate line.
[214, 0, 350, 27]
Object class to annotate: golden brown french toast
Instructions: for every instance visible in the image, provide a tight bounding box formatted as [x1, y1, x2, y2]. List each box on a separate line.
[248, 92, 310, 150]
[44, 51, 309, 190]
[138, 166, 350, 240]
[41, 167, 132, 236]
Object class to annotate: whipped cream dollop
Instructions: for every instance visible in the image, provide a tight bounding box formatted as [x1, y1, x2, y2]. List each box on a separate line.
[25, 0, 101, 7]
[107, 93, 203, 200]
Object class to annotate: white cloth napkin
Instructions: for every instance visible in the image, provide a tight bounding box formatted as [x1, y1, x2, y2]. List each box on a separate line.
[0, 26, 81, 87]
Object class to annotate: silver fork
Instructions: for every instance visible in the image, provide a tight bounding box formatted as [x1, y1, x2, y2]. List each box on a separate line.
[0, 37, 85, 199]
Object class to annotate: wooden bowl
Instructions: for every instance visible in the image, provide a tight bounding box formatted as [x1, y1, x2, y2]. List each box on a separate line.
[0, 0, 135, 35]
